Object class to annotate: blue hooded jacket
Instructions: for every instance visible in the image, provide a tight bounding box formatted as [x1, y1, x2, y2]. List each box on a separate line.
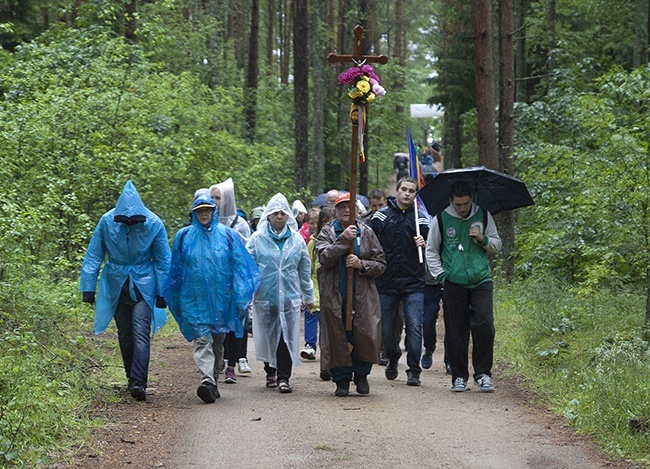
[164, 195, 261, 341]
[80, 180, 171, 334]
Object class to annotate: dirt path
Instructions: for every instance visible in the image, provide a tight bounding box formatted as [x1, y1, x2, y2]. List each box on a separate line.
[79, 330, 637, 469]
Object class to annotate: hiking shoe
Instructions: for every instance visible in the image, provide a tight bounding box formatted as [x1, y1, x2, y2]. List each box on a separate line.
[474, 374, 495, 393]
[385, 358, 398, 380]
[421, 349, 433, 370]
[225, 367, 237, 384]
[451, 377, 468, 392]
[354, 375, 370, 395]
[406, 371, 421, 386]
[335, 379, 350, 397]
[300, 344, 316, 360]
[129, 385, 146, 402]
[278, 380, 293, 394]
[320, 370, 332, 381]
[197, 381, 219, 403]
[237, 358, 252, 373]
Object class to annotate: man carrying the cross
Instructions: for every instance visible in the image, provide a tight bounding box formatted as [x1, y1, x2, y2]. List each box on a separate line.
[316, 193, 386, 397]
[370, 177, 430, 386]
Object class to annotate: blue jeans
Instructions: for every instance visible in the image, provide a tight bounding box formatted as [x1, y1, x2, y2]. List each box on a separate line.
[114, 299, 152, 388]
[380, 293, 424, 374]
[423, 283, 443, 352]
[304, 308, 320, 349]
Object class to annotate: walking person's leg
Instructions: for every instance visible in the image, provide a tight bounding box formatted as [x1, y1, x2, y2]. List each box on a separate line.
[301, 308, 319, 359]
[276, 333, 293, 393]
[422, 283, 442, 369]
[129, 300, 153, 393]
[402, 292, 424, 385]
[194, 334, 220, 403]
[442, 281, 471, 389]
[379, 294, 401, 379]
[469, 282, 495, 391]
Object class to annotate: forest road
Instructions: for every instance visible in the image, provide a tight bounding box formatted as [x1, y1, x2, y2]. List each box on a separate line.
[84, 328, 636, 469]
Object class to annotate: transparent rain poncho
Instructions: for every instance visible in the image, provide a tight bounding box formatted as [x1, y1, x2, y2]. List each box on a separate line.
[210, 177, 251, 242]
[164, 195, 261, 342]
[245, 193, 315, 367]
[80, 180, 171, 334]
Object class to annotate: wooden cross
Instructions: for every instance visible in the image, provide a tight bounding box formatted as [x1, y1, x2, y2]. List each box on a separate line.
[327, 25, 388, 332]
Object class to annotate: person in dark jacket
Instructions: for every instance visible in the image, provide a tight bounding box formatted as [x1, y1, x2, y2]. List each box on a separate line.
[370, 176, 429, 386]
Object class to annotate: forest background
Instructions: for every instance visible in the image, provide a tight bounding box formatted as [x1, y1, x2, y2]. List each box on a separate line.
[1, 0, 650, 466]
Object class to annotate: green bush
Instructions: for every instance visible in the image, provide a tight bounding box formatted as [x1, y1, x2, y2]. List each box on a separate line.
[495, 276, 650, 463]
[0, 277, 123, 466]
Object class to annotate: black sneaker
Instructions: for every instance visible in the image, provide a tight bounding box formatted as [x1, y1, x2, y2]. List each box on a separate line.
[335, 379, 350, 397]
[197, 381, 219, 403]
[385, 358, 398, 380]
[354, 375, 370, 395]
[378, 353, 389, 366]
[406, 371, 421, 386]
[474, 374, 495, 393]
[445, 362, 452, 375]
[129, 385, 146, 402]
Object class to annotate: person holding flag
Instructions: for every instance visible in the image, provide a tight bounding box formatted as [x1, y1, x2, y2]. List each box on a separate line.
[370, 175, 430, 386]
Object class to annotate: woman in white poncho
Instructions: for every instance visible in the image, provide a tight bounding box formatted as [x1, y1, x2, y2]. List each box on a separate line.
[246, 193, 315, 393]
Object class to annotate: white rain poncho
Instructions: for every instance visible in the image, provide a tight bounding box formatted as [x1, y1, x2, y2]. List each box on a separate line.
[164, 195, 261, 341]
[210, 177, 251, 242]
[80, 180, 171, 334]
[246, 193, 315, 367]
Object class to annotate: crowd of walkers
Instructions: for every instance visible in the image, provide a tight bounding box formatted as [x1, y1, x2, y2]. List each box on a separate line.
[80, 174, 501, 402]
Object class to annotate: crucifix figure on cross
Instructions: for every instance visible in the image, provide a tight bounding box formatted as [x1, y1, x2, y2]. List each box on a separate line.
[328, 25, 388, 332]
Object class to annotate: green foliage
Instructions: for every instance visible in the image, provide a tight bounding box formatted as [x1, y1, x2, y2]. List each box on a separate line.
[0, 24, 296, 279]
[495, 276, 650, 463]
[514, 65, 650, 291]
[0, 277, 119, 466]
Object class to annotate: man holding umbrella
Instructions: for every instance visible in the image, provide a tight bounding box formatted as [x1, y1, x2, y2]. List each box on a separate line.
[425, 180, 502, 393]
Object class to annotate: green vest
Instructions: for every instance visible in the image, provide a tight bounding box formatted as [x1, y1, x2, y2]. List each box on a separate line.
[439, 208, 492, 288]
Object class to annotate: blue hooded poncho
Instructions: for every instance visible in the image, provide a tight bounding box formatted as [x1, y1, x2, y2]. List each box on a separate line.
[164, 195, 261, 342]
[80, 180, 171, 334]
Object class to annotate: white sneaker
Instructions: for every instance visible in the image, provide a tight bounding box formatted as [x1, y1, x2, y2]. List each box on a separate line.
[238, 358, 252, 373]
[300, 345, 316, 360]
[474, 374, 495, 393]
[221, 359, 228, 374]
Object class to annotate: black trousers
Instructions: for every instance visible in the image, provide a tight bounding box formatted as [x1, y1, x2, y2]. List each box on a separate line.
[264, 332, 292, 382]
[442, 280, 494, 382]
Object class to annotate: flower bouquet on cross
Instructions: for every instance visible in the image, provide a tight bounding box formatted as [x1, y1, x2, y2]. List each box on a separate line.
[338, 64, 386, 105]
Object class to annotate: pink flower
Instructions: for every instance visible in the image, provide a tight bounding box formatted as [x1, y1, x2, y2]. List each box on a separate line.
[372, 83, 386, 97]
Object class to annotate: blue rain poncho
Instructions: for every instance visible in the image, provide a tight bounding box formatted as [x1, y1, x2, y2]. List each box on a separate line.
[246, 193, 315, 367]
[164, 195, 261, 342]
[80, 180, 171, 334]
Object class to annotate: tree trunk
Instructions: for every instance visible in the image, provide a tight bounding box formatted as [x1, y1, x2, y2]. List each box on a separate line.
[310, 0, 327, 194]
[336, 0, 351, 189]
[208, 0, 224, 88]
[267, 0, 276, 73]
[546, 0, 556, 89]
[125, 0, 137, 42]
[245, 0, 260, 143]
[497, 0, 516, 282]
[514, 0, 527, 102]
[281, 0, 292, 84]
[633, 0, 649, 67]
[472, 0, 497, 169]
[293, 0, 309, 191]
[393, 0, 405, 115]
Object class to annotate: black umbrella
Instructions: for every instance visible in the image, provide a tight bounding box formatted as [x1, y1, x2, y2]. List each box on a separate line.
[418, 166, 534, 216]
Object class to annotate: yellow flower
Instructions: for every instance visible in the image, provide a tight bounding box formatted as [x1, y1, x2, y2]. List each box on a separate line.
[367, 92, 376, 103]
[357, 80, 371, 93]
[361, 76, 369, 81]
[349, 89, 363, 99]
